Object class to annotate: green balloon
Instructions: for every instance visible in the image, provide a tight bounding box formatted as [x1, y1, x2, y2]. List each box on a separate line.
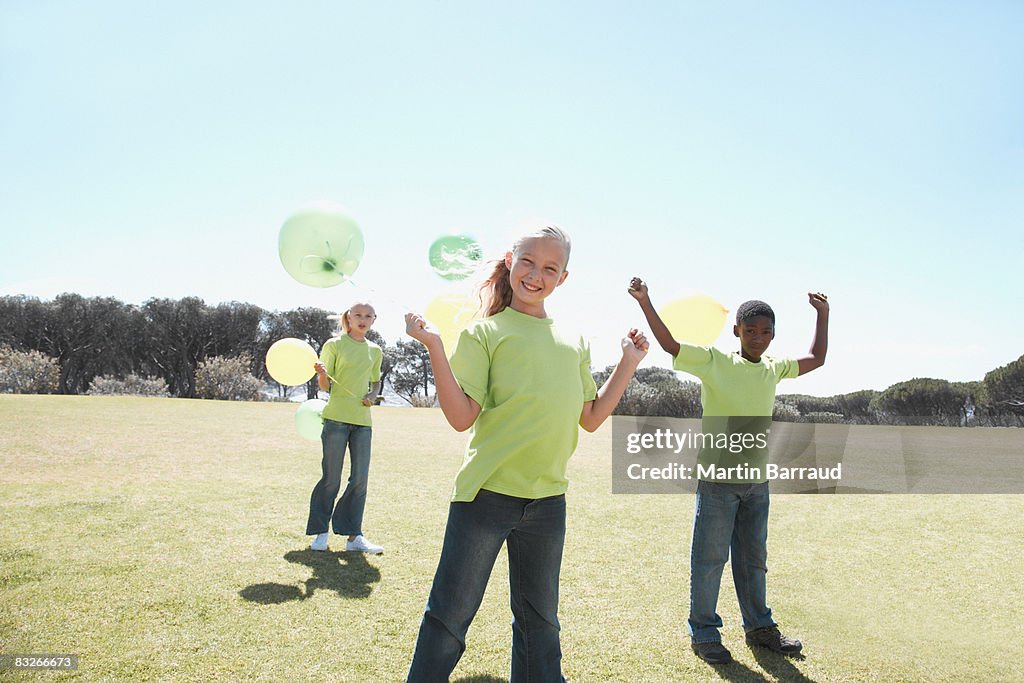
[295, 398, 327, 441]
[429, 234, 482, 281]
[279, 204, 364, 288]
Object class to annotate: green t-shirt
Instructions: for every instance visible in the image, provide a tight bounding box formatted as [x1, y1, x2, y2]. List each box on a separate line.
[319, 335, 383, 427]
[449, 307, 599, 502]
[673, 343, 799, 483]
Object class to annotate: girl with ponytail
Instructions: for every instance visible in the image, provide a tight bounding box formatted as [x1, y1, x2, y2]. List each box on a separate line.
[404, 226, 649, 682]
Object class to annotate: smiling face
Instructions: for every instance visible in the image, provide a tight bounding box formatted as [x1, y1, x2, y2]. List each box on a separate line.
[734, 315, 775, 362]
[344, 304, 376, 340]
[504, 237, 569, 317]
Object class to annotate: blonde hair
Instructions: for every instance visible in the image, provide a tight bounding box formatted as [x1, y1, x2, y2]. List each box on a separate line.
[339, 302, 376, 334]
[477, 226, 571, 317]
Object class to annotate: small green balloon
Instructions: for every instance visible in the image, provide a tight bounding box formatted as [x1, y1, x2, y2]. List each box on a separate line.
[295, 398, 327, 441]
[279, 204, 364, 288]
[429, 234, 482, 281]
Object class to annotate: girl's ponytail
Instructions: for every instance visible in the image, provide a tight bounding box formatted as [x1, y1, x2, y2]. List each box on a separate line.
[478, 259, 514, 318]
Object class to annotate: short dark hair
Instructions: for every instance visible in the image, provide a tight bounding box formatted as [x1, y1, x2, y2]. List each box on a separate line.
[736, 300, 775, 325]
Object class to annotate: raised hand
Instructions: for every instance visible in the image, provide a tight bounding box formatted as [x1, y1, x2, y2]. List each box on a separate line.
[628, 277, 649, 302]
[405, 312, 442, 348]
[808, 292, 829, 312]
[621, 328, 650, 364]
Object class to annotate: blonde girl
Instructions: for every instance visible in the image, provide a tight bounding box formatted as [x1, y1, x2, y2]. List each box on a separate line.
[306, 303, 384, 554]
[404, 227, 648, 682]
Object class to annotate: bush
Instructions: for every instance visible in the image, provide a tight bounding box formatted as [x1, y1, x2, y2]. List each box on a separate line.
[773, 400, 801, 423]
[0, 346, 60, 394]
[408, 393, 437, 408]
[801, 411, 845, 424]
[87, 374, 170, 397]
[613, 379, 658, 416]
[195, 355, 262, 401]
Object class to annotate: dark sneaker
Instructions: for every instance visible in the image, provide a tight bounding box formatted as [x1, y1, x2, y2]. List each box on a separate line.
[745, 626, 803, 655]
[691, 640, 732, 664]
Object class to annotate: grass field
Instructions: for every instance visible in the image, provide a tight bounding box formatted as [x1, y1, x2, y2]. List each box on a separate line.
[2, 395, 1023, 682]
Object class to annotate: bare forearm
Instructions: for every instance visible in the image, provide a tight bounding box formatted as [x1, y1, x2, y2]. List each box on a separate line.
[798, 310, 829, 374]
[637, 298, 680, 357]
[424, 341, 480, 431]
[810, 310, 829, 360]
[580, 358, 641, 432]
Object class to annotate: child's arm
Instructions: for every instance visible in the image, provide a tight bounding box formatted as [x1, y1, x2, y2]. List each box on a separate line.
[362, 381, 381, 406]
[314, 362, 330, 392]
[628, 277, 681, 357]
[405, 312, 482, 431]
[579, 329, 649, 432]
[797, 292, 829, 375]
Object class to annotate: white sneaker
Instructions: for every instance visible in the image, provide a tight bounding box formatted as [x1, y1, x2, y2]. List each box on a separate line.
[310, 533, 329, 551]
[345, 535, 383, 554]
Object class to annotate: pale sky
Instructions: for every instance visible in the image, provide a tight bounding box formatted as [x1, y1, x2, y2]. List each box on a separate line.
[2, 1, 1022, 397]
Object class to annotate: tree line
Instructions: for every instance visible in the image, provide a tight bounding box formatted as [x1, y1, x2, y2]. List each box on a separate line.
[1, 293, 1022, 425]
[0, 294, 431, 404]
[599, 361, 1024, 427]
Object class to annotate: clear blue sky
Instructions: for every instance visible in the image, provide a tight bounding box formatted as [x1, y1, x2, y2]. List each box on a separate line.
[2, 1, 1022, 396]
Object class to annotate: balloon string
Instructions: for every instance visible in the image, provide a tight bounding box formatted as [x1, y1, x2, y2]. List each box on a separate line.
[322, 372, 362, 399]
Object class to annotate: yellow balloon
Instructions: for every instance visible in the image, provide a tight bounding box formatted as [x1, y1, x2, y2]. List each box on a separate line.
[424, 293, 478, 356]
[659, 295, 729, 346]
[266, 338, 318, 386]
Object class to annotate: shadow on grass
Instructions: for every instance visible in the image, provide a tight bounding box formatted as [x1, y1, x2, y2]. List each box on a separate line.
[239, 549, 381, 604]
[695, 659, 772, 682]
[452, 677, 508, 683]
[749, 647, 817, 683]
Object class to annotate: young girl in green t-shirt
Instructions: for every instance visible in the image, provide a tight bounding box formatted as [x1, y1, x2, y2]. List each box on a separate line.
[306, 302, 384, 554]
[404, 226, 649, 682]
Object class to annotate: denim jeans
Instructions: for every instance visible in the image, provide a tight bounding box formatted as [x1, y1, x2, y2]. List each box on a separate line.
[688, 479, 776, 643]
[305, 419, 372, 537]
[407, 490, 567, 683]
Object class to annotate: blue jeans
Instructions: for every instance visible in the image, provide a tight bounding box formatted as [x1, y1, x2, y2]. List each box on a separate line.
[688, 480, 776, 643]
[407, 490, 567, 683]
[305, 420, 372, 537]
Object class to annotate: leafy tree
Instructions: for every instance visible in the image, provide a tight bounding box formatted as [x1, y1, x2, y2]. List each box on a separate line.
[869, 378, 971, 426]
[984, 354, 1024, 418]
[389, 340, 434, 405]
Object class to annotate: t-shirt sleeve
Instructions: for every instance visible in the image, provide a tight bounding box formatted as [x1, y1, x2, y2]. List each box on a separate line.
[671, 342, 714, 377]
[776, 358, 800, 382]
[369, 345, 383, 383]
[579, 337, 598, 402]
[319, 339, 337, 377]
[449, 326, 489, 408]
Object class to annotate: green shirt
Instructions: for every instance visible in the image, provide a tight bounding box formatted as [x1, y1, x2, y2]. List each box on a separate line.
[449, 307, 599, 502]
[673, 343, 799, 483]
[319, 335, 382, 427]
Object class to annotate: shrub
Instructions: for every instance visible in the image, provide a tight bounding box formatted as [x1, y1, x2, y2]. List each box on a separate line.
[195, 354, 262, 401]
[87, 374, 170, 397]
[0, 346, 60, 394]
[408, 393, 437, 408]
[801, 411, 846, 424]
[772, 400, 801, 423]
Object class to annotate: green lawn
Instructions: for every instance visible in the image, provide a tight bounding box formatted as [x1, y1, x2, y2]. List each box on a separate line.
[1, 395, 1022, 681]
